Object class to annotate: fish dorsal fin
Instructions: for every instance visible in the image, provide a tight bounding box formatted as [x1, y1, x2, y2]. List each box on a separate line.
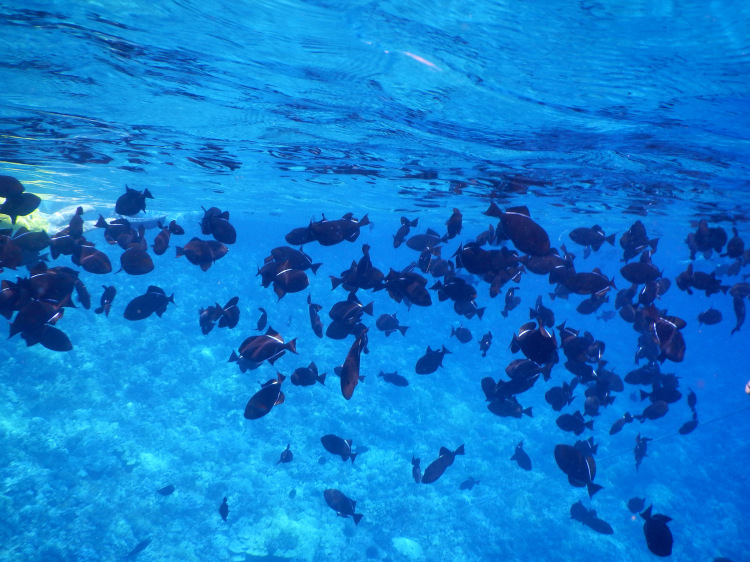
[147, 285, 165, 295]
[438, 446, 451, 457]
[265, 326, 282, 341]
[507, 205, 530, 217]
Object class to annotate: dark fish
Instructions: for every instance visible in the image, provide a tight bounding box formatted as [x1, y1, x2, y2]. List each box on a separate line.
[256, 307, 268, 331]
[421, 444, 465, 484]
[278, 444, 293, 464]
[635, 400, 669, 422]
[545, 379, 578, 411]
[479, 331, 493, 357]
[698, 307, 722, 326]
[115, 185, 153, 216]
[510, 320, 558, 365]
[721, 227, 745, 258]
[229, 327, 297, 372]
[415, 345, 450, 374]
[459, 476, 479, 490]
[168, 220, 184, 235]
[290, 362, 326, 386]
[411, 457, 422, 483]
[620, 220, 658, 262]
[501, 287, 521, 318]
[679, 413, 699, 435]
[445, 208, 462, 239]
[152, 222, 171, 255]
[569, 501, 614, 535]
[510, 441, 532, 471]
[554, 444, 603, 497]
[0, 175, 24, 197]
[202, 208, 237, 245]
[219, 497, 229, 521]
[119, 246, 155, 275]
[340, 328, 368, 400]
[176, 237, 227, 271]
[324, 489, 363, 525]
[609, 412, 634, 435]
[569, 225, 615, 253]
[269, 246, 320, 273]
[451, 325, 472, 343]
[453, 300, 485, 320]
[574, 436, 598, 457]
[687, 388, 697, 411]
[641, 505, 673, 557]
[628, 497, 646, 514]
[157, 485, 175, 496]
[406, 228, 446, 251]
[123, 286, 174, 320]
[487, 397, 532, 418]
[484, 203, 550, 256]
[731, 295, 745, 335]
[307, 295, 324, 338]
[620, 252, 662, 285]
[0, 192, 41, 224]
[562, 268, 616, 296]
[556, 411, 594, 435]
[126, 538, 152, 560]
[393, 216, 418, 248]
[272, 265, 309, 299]
[217, 296, 240, 329]
[321, 434, 357, 463]
[634, 433, 652, 471]
[244, 373, 285, 420]
[94, 285, 117, 316]
[378, 371, 409, 387]
[68, 206, 85, 238]
[376, 313, 408, 337]
[11, 226, 51, 253]
[73, 246, 113, 275]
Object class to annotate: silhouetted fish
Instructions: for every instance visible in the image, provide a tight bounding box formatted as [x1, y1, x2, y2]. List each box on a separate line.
[219, 497, 229, 521]
[510, 441, 532, 471]
[628, 497, 646, 514]
[421, 444, 464, 484]
[731, 295, 745, 335]
[73, 246, 112, 275]
[556, 411, 594, 435]
[411, 457, 422, 483]
[256, 307, 268, 331]
[290, 362, 326, 386]
[229, 327, 297, 372]
[569, 501, 614, 534]
[157, 485, 175, 496]
[307, 295, 324, 338]
[0, 192, 41, 224]
[119, 246, 154, 275]
[569, 225, 615, 253]
[634, 433, 652, 471]
[378, 371, 408, 387]
[321, 434, 357, 463]
[376, 313, 408, 337]
[115, 185, 153, 216]
[340, 328, 368, 400]
[126, 538, 152, 560]
[459, 476, 479, 490]
[641, 505, 673, 557]
[278, 444, 293, 464]
[451, 325, 472, 343]
[484, 203, 550, 256]
[244, 373, 285, 420]
[679, 413, 699, 435]
[609, 412, 634, 435]
[123, 286, 174, 320]
[698, 307, 722, 326]
[501, 287, 521, 318]
[415, 345, 450, 374]
[324, 489, 363, 525]
[479, 331, 492, 357]
[554, 444, 603, 497]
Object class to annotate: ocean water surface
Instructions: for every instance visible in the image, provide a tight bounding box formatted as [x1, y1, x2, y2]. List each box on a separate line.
[1, 0, 749, 560]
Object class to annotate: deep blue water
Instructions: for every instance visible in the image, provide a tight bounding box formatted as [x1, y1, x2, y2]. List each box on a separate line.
[1, 1, 749, 561]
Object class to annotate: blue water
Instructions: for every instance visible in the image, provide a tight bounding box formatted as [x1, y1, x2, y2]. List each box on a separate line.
[1, 1, 749, 560]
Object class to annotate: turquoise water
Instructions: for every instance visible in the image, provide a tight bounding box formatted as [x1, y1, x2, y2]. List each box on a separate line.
[1, 1, 749, 560]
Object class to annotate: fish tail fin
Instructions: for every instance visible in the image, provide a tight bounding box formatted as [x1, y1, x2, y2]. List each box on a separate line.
[176, 246, 184, 258]
[606, 233, 616, 246]
[585, 420, 594, 430]
[442, 345, 451, 354]
[95, 215, 108, 228]
[330, 276, 343, 290]
[501, 309, 508, 318]
[398, 325, 408, 336]
[286, 338, 298, 354]
[229, 350, 239, 363]
[144, 188, 154, 199]
[353, 513, 363, 525]
[317, 373, 326, 385]
[541, 363, 553, 381]
[640, 505, 653, 520]
[350, 452, 357, 464]
[455, 444, 465, 456]
[310, 263, 322, 274]
[363, 301, 374, 316]
[523, 407, 533, 418]
[639, 389, 649, 401]
[476, 307, 486, 320]
[587, 482, 603, 498]
[359, 214, 370, 227]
